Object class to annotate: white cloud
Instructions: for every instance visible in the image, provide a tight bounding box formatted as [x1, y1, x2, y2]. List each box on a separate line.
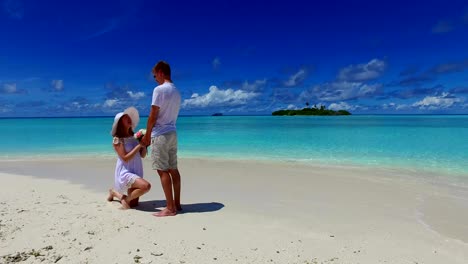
[300, 59, 385, 104]
[51, 79, 64, 91]
[127, 91, 145, 100]
[3, 83, 17, 93]
[432, 20, 453, 34]
[104, 99, 119, 108]
[287, 104, 299, 110]
[284, 69, 307, 87]
[396, 104, 411, 110]
[412, 93, 463, 109]
[302, 81, 382, 102]
[182, 86, 259, 108]
[212, 57, 221, 70]
[62, 101, 101, 112]
[382, 102, 410, 110]
[83, 18, 120, 40]
[328, 102, 361, 111]
[358, 83, 379, 95]
[241, 79, 267, 91]
[64, 102, 82, 111]
[4, 0, 24, 19]
[82, 1, 143, 40]
[337, 59, 387, 82]
[71, 102, 81, 109]
[382, 103, 395, 109]
[0, 106, 12, 113]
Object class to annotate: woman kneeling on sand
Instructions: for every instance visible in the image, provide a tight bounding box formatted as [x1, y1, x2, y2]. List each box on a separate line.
[107, 107, 151, 209]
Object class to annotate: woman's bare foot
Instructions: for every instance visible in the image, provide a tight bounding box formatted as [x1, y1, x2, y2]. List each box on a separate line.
[152, 208, 176, 217]
[120, 196, 131, 210]
[107, 189, 114, 202]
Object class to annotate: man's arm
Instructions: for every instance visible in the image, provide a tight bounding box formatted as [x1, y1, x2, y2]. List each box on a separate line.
[142, 105, 160, 146]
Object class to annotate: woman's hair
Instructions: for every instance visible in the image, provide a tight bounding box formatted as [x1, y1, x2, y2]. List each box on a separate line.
[114, 114, 134, 138]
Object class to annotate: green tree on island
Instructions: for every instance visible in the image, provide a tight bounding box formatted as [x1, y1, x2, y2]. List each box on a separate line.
[272, 104, 351, 116]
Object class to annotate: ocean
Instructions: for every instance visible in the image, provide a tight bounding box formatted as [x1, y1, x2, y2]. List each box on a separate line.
[1, 115, 467, 176]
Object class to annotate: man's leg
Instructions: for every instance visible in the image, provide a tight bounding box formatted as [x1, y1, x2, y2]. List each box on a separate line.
[167, 132, 181, 211]
[153, 170, 176, 217]
[151, 133, 177, 217]
[169, 169, 181, 211]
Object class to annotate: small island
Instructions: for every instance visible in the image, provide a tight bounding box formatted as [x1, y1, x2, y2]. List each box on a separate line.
[272, 103, 351, 116]
[212, 113, 223, 116]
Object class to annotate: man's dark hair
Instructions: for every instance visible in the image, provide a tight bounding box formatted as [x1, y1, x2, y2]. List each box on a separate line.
[153, 61, 171, 77]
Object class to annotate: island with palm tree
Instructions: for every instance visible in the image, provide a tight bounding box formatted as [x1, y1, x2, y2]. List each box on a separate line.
[272, 102, 351, 116]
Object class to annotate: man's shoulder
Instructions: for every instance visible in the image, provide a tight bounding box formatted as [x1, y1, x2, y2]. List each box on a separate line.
[155, 82, 178, 93]
[153, 84, 165, 95]
[155, 82, 176, 90]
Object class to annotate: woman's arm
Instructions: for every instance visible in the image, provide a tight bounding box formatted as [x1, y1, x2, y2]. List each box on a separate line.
[113, 140, 142, 163]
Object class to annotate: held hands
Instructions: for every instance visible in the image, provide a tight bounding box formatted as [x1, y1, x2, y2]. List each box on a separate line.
[139, 141, 147, 149]
[138, 140, 148, 158]
[141, 134, 151, 147]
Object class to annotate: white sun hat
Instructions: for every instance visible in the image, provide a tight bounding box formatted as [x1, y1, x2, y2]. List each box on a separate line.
[110, 106, 140, 136]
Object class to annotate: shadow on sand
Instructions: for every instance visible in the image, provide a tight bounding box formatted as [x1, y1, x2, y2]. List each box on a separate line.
[135, 200, 224, 214]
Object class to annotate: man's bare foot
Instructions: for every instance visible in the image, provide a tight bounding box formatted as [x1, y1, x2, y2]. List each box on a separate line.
[107, 189, 114, 202]
[120, 196, 131, 210]
[152, 208, 176, 217]
[176, 205, 182, 211]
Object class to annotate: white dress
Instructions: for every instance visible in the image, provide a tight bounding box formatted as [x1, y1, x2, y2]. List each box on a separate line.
[113, 136, 143, 193]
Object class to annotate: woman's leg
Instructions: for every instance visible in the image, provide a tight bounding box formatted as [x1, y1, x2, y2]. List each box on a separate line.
[107, 189, 123, 202]
[127, 188, 140, 207]
[121, 178, 151, 209]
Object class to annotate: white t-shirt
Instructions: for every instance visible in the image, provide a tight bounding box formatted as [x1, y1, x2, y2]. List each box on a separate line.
[151, 82, 181, 137]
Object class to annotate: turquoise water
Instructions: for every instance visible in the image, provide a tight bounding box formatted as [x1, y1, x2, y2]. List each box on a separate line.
[1, 115, 467, 175]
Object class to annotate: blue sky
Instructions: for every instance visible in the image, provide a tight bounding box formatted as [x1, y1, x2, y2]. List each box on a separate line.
[1, 0, 467, 117]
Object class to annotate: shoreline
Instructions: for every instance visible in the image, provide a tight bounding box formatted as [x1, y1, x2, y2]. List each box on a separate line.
[1, 157, 468, 263]
[1, 155, 467, 187]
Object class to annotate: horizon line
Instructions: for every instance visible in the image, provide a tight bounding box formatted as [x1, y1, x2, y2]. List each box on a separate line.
[1, 113, 468, 119]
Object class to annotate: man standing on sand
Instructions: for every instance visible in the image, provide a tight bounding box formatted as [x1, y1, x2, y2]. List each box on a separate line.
[141, 61, 182, 217]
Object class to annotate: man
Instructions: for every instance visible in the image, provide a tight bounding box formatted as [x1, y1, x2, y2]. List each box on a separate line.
[141, 61, 182, 217]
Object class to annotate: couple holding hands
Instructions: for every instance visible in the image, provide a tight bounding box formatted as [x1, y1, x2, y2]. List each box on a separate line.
[107, 61, 181, 217]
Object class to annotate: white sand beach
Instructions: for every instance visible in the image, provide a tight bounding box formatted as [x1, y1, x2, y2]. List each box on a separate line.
[1, 158, 467, 263]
